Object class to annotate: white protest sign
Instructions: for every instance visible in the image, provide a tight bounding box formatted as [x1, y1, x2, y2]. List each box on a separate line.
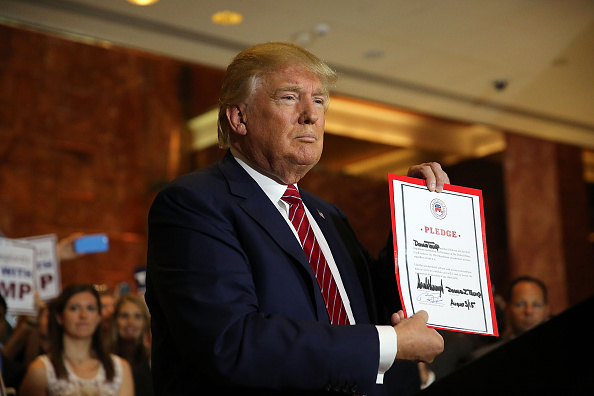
[19, 234, 61, 301]
[0, 237, 37, 315]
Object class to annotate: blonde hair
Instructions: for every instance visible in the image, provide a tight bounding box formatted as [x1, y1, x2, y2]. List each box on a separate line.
[111, 294, 151, 364]
[217, 42, 337, 147]
[112, 294, 150, 342]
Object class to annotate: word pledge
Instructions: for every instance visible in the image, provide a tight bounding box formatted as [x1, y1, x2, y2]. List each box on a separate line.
[424, 226, 457, 238]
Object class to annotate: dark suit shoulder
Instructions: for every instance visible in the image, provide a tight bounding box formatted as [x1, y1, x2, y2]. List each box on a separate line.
[165, 161, 225, 191]
[157, 151, 257, 200]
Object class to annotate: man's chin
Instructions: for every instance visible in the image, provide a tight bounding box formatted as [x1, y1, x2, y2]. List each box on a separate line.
[294, 149, 322, 167]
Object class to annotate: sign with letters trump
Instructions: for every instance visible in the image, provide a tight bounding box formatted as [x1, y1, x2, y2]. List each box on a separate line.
[19, 234, 61, 302]
[0, 234, 62, 315]
[0, 237, 36, 315]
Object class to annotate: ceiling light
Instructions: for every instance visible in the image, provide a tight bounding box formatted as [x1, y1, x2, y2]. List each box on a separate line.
[127, 0, 160, 5]
[290, 23, 330, 47]
[212, 11, 244, 25]
[314, 23, 330, 37]
[292, 31, 313, 47]
[363, 49, 385, 59]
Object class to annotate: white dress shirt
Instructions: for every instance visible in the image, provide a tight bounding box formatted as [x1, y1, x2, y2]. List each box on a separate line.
[233, 154, 397, 383]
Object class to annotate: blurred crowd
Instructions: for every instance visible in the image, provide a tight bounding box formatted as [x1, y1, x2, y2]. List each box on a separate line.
[0, 284, 152, 396]
[0, 232, 152, 396]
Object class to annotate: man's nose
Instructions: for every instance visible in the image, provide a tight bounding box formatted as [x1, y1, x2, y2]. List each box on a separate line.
[298, 100, 320, 124]
[524, 304, 535, 315]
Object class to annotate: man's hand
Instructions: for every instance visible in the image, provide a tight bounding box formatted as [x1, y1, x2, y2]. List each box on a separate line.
[392, 310, 444, 363]
[391, 310, 405, 325]
[407, 162, 450, 192]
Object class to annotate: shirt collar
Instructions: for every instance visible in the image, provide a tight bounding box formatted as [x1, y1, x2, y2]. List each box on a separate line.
[231, 152, 294, 207]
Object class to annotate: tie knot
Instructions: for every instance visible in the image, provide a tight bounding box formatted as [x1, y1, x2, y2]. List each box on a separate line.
[282, 185, 302, 206]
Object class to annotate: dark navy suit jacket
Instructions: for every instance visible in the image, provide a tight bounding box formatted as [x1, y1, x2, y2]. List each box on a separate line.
[145, 151, 419, 395]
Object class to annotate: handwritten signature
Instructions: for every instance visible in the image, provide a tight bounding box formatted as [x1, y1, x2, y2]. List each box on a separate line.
[446, 286, 482, 298]
[416, 292, 443, 304]
[417, 274, 444, 297]
[450, 298, 476, 310]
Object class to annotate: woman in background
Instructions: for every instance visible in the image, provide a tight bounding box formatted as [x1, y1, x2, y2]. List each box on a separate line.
[111, 294, 153, 396]
[19, 284, 133, 396]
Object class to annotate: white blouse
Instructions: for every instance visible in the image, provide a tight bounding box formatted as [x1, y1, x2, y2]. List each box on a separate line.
[39, 354, 123, 396]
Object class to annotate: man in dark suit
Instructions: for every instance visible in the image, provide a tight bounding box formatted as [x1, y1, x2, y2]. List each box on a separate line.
[145, 42, 446, 396]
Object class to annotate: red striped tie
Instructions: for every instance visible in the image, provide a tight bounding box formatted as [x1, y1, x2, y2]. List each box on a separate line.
[282, 185, 349, 325]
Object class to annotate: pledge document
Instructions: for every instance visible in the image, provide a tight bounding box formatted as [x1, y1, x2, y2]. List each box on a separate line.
[389, 174, 498, 336]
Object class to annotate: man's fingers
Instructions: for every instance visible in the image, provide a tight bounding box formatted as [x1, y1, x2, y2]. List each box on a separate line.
[429, 162, 450, 192]
[391, 310, 405, 325]
[413, 309, 429, 324]
[393, 310, 429, 326]
[407, 162, 450, 192]
[391, 313, 401, 326]
[393, 309, 444, 363]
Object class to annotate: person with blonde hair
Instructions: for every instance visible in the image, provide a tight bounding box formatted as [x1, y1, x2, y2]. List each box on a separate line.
[111, 294, 153, 396]
[147, 41, 447, 395]
[217, 41, 337, 149]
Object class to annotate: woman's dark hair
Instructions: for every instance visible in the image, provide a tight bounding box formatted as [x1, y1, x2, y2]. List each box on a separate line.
[47, 283, 115, 381]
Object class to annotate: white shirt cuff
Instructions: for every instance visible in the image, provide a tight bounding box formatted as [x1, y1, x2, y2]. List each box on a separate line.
[375, 325, 397, 384]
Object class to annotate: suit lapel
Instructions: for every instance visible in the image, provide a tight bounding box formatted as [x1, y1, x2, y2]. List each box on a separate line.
[218, 152, 305, 262]
[217, 152, 328, 320]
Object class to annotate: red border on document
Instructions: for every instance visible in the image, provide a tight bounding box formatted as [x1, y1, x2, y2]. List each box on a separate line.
[388, 173, 498, 336]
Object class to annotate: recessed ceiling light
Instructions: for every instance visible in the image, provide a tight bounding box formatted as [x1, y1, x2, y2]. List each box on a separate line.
[292, 31, 313, 47]
[363, 49, 385, 59]
[314, 23, 330, 37]
[127, 0, 159, 5]
[212, 10, 244, 25]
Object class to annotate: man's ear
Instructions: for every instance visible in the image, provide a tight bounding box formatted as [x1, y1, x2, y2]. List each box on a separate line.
[226, 104, 247, 136]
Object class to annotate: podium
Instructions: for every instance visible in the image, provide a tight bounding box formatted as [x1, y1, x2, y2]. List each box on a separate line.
[418, 295, 594, 395]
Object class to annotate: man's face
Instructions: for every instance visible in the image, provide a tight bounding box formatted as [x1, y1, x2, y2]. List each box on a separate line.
[232, 64, 327, 184]
[506, 281, 549, 336]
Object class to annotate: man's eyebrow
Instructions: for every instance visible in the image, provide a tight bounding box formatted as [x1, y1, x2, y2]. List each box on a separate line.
[274, 85, 303, 94]
[313, 88, 329, 97]
[274, 85, 329, 96]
